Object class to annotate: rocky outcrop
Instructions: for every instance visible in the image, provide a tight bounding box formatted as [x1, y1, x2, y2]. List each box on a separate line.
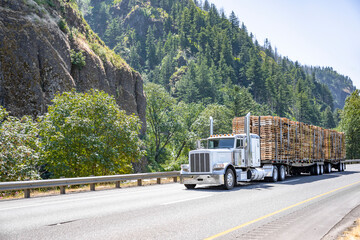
[0, 0, 146, 131]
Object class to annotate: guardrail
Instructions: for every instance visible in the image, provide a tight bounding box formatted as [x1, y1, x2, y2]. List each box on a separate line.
[0, 171, 180, 198]
[344, 159, 360, 164]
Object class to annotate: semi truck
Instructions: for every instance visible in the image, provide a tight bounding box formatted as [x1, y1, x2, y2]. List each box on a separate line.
[180, 113, 346, 190]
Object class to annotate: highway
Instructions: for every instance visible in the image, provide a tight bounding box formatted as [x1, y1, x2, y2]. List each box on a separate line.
[1, 164, 360, 240]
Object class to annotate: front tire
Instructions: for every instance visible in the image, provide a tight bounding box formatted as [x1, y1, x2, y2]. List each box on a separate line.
[184, 184, 196, 189]
[224, 169, 236, 190]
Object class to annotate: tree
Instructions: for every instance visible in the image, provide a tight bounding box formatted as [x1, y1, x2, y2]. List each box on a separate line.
[0, 106, 40, 181]
[340, 90, 360, 159]
[145, 83, 181, 169]
[146, 26, 157, 70]
[192, 104, 232, 138]
[39, 89, 143, 178]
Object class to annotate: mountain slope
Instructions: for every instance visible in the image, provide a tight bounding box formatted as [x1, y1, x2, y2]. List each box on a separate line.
[83, 0, 355, 127]
[0, 0, 146, 129]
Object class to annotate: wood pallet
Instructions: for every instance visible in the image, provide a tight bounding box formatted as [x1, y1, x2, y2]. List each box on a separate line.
[232, 116, 345, 162]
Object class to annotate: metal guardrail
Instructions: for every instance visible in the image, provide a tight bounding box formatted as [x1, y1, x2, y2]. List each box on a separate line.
[344, 159, 360, 164]
[0, 171, 180, 198]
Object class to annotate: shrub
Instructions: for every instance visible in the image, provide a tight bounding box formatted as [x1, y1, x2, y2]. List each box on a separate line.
[70, 49, 86, 69]
[39, 89, 144, 178]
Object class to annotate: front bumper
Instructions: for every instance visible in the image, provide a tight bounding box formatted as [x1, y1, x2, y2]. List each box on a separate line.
[180, 174, 224, 185]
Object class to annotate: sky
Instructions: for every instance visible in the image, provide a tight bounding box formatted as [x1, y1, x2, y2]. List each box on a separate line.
[208, 0, 360, 89]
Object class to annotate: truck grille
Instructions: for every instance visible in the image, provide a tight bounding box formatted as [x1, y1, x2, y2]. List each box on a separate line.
[190, 153, 210, 172]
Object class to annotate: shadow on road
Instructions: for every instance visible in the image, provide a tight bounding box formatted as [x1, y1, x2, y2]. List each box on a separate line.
[186, 170, 358, 192]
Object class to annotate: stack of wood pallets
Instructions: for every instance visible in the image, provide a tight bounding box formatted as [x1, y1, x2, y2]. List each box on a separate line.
[232, 116, 346, 162]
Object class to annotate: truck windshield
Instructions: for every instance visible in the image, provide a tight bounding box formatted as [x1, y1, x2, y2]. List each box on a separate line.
[208, 138, 234, 149]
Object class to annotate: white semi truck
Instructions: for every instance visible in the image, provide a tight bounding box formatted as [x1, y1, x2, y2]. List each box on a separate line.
[180, 113, 346, 190]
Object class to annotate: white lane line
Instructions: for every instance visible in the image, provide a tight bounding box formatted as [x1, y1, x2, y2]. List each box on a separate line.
[161, 194, 213, 206]
[281, 179, 300, 183]
[0, 187, 180, 211]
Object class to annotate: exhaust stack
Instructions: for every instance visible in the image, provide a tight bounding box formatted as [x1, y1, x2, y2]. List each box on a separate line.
[210, 116, 213, 136]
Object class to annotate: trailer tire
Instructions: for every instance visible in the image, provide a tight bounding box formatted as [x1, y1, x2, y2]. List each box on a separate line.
[320, 165, 324, 175]
[278, 165, 286, 181]
[325, 163, 332, 173]
[184, 184, 196, 189]
[224, 168, 236, 190]
[338, 163, 343, 172]
[316, 164, 321, 175]
[271, 166, 279, 182]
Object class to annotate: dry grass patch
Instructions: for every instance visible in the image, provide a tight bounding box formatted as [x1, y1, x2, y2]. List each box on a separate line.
[338, 218, 360, 240]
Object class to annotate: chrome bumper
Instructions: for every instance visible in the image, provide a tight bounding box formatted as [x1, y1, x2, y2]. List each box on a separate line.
[180, 174, 224, 185]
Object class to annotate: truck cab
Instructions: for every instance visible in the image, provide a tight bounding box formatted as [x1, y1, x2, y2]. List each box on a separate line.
[180, 133, 273, 190]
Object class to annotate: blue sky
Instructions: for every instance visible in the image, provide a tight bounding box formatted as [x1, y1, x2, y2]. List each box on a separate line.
[208, 0, 360, 89]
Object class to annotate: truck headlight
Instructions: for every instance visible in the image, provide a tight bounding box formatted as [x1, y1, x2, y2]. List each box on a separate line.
[181, 164, 189, 172]
[213, 163, 226, 170]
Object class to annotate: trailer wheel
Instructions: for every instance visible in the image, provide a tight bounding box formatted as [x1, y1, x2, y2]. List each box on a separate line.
[271, 166, 279, 182]
[316, 164, 321, 175]
[278, 165, 286, 181]
[184, 184, 196, 189]
[224, 168, 235, 190]
[338, 163, 343, 172]
[325, 163, 332, 173]
[320, 165, 324, 175]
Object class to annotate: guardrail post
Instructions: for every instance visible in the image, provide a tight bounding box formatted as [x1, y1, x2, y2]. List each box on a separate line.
[60, 186, 66, 194]
[157, 178, 161, 184]
[24, 189, 30, 198]
[137, 179, 142, 186]
[115, 181, 121, 188]
[90, 183, 95, 191]
[173, 177, 178, 183]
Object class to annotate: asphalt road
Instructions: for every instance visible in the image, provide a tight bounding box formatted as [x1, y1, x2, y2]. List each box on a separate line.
[1, 164, 360, 240]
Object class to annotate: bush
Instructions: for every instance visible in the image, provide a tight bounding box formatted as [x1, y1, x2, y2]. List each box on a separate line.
[39, 89, 144, 178]
[0, 106, 40, 181]
[58, 18, 69, 34]
[70, 49, 86, 69]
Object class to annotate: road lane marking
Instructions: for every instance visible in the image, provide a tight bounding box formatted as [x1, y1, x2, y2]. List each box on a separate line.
[204, 180, 360, 240]
[162, 195, 213, 205]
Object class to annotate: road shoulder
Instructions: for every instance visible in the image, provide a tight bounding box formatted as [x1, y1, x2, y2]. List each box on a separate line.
[322, 204, 360, 240]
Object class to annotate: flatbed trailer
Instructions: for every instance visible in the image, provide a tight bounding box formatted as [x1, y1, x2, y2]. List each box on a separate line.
[180, 113, 346, 190]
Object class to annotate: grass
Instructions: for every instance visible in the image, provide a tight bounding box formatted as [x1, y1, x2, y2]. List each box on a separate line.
[338, 218, 360, 240]
[0, 177, 178, 200]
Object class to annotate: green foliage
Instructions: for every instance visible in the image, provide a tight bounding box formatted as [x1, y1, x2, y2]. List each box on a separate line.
[39, 89, 144, 178]
[0, 106, 40, 181]
[70, 49, 86, 69]
[82, 0, 355, 169]
[58, 18, 69, 34]
[193, 104, 233, 139]
[340, 90, 360, 159]
[144, 83, 181, 170]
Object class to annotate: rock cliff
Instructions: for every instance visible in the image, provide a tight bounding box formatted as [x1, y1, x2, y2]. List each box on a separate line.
[0, 0, 146, 131]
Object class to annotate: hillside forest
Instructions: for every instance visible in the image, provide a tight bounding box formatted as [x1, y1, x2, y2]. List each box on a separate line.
[79, 0, 356, 170]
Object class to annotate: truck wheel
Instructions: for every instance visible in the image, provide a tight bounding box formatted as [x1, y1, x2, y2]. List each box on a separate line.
[325, 163, 332, 173]
[320, 165, 324, 175]
[271, 166, 279, 182]
[224, 169, 235, 190]
[278, 165, 286, 181]
[184, 184, 196, 189]
[343, 163, 346, 171]
[315, 164, 320, 175]
[338, 163, 343, 172]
